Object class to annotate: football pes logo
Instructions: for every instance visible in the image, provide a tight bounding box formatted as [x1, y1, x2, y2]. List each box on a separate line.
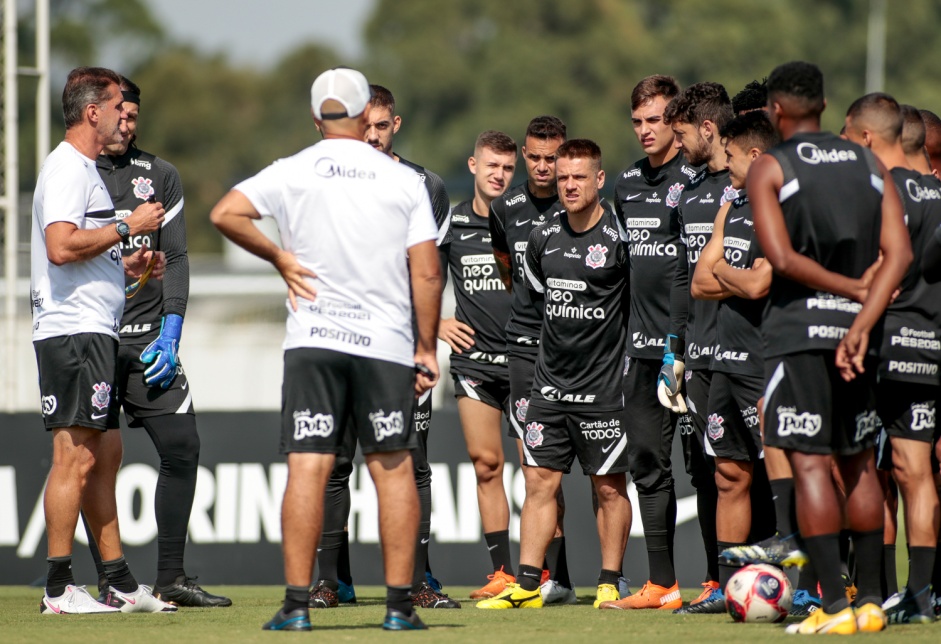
[91, 382, 111, 410]
[132, 176, 155, 201]
[666, 182, 684, 207]
[585, 244, 608, 269]
[525, 422, 544, 448]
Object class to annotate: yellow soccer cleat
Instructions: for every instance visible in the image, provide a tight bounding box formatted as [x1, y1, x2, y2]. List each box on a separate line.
[784, 605, 858, 635]
[855, 602, 887, 632]
[476, 583, 543, 610]
[593, 583, 619, 609]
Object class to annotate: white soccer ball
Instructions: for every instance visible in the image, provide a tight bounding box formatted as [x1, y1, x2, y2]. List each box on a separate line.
[725, 564, 793, 623]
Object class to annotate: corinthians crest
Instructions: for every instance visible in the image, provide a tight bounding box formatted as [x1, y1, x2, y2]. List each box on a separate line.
[132, 176, 155, 201]
[525, 422, 544, 448]
[666, 182, 684, 207]
[91, 382, 111, 410]
[585, 244, 608, 269]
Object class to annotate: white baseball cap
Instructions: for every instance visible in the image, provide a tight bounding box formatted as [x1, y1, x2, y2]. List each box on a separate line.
[310, 67, 371, 120]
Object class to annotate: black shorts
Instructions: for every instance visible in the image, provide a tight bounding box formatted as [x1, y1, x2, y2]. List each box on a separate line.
[522, 405, 629, 475]
[452, 371, 510, 414]
[682, 368, 714, 479]
[281, 348, 417, 456]
[762, 351, 879, 456]
[877, 380, 937, 443]
[507, 347, 537, 441]
[623, 357, 677, 493]
[705, 371, 764, 462]
[106, 342, 195, 428]
[35, 333, 118, 431]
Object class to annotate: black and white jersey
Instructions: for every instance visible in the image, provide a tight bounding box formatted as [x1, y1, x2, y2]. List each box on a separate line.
[878, 170, 941, 385]
[31, 141, 123, 341]
[762, 132, 883, 358]
[97, 147, 188, 344]
[675, 168, 739, 369]
[399, 156, 452, 248]
[447, 199, 511, 379]
[524, 207, 629, 412]
[711, 193, 764, 377]
[490, 183, 563, 351]
[615, 153, 700, 359]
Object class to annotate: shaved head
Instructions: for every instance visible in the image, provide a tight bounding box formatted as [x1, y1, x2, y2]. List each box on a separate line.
[899, 104, 926, 156]
[845, 92, 902, 144]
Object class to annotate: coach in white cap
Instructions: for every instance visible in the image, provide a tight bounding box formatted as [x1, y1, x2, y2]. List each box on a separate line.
[211, 67, 442, 632]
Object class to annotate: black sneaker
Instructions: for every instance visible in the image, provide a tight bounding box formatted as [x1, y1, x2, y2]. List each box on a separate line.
[262, 607, 311, 631]
[411, 582, 461, 608]
[885, 590, 936, 625]
[153, 575, 232, 607]
[383, 608, 427, 630]
[719, 533, 808, 568]
[673, 590, 726, 614]
[308, 581, 339, 609]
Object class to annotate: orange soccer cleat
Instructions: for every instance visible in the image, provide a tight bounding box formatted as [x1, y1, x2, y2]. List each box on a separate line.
[470, 567, 516, 600]
[599, 580, 682, 610]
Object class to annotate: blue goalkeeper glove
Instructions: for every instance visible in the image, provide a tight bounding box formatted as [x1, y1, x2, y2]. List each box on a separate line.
[657, 334, 687, 413]
[140, 314, 182, 389]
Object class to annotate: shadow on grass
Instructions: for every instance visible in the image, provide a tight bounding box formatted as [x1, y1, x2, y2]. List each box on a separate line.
[319, 623, 466, 631]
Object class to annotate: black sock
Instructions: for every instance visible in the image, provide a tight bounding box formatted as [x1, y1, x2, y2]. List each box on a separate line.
[696, 483, 719, 582]
[803, 533, 848, 613]
[411, 476, 432, 591]
[46, 556, 74, 598]
[717, 541, 745, 590]
[797, 559, 819, 595]
[283, 585, 308, 613]
[881, 544, 898, 598]
[387, 585, 412, 615]
[907, 546, 935, 614]
[338, 533, 353, 586]
[317, 530, 344, 583]
[839, 530, 854, 583]
[412, 532, 430, 592]
[666, 487, 678, 568]
[324, 461, 353, 585]
[748, 464, 777, 542]
[80, 512, 108, 593]
[639, 490, 676, 587]
[518, 564, 542, 592]
[143, 414, 200, 588]
[598, 568, 620, 587]
[484, 530, 514, 576]
[546, 536, 571, 588]
[103, 556, 138, 593]
[933, 531, 941, 595]
[851, 529, 882, 606]
[769, 478, 797, 538]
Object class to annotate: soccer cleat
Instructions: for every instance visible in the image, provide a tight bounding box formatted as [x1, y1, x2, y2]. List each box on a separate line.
[673, 586, 725, 614]
[541, 569, 550, 585]
[599, 580, 682, 610]
[689, 581, 720, 606]
[411, 582, 461, 608]
[933, 592, 941, 618]
[40, 585, 120, 615]
[470, 567, 516, 599]
[153, 575, 232, 607]
[618, 577, 631, 598]
[476, 583, 543, 609]
[885, 591, 934, 625]
[593, 583, 619, 609]
[881, 591, 902, 611]
[337, 579, 357, 604]
[425, 571, 443, 593]
[540, 580, 577, 605]
[719, 534, 808, 568]
[855, 602, 887, 632]
[789, 589, 822, 616]
[102, 584, 177, 613]
[785, 605, 857, 635]
[262, 607, 311, 631]
[383, 608, 427, 630]
[308, 580, 339, 609]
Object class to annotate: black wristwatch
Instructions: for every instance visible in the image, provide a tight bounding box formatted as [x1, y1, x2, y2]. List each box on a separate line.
[116, 221, 131, 244]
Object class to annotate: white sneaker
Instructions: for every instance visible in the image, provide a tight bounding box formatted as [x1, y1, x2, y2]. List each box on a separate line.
[105, 585, 177, 613]
[882, 592, 902, 611]
[540, 580, 577, 605]
[618, 576, 632, 598]
[41, 585, 120, 614]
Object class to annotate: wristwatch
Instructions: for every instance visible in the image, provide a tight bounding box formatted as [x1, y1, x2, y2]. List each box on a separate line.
[116, 221, 131, 244]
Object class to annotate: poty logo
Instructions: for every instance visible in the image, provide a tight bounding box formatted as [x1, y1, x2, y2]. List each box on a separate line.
[315, 157, 376, 179]
[525, 422, 544, 448]
[370, 410, 404, 442]
[776, 407, 822, 437]
[585, 244, 608, 269]
[796, 142, 858, 165]
[41, 395, 57, 416]
[666, 182, 684, 207]
[292, 410, 335, 440]
[911, 405, 935, 431]
[91, 382, 111, 411]
[854, 409, 880, 442]
[515, 398, 529, 422]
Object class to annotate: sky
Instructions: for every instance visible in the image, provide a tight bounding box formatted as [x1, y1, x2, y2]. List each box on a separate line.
[143, 0, 376, 68]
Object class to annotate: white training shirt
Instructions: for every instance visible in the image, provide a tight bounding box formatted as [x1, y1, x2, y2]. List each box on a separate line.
[234, 138, 439, 366]
[31, 141, 124, 341]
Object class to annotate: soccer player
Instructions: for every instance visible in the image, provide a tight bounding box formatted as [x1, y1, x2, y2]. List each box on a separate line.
[920, 109, 941, 175]
[438, 131, 519, 597]
[312, 84, 458, 610]
[731, 79, 768, 115]
[31, 66, 173, 614]
[612, 75, 717, 610]
[686, 111, 778, 613]
[844, 94, 941, 623]
[750, 61, 911, 635]
[85, 76, 230, 608]
[490, 116, 577, 605]
[479, 139, 632, 610]
[211, 67, 442, 632]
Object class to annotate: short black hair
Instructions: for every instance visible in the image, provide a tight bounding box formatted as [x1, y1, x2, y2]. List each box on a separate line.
[663, 82, 733, 129]
[368, 84, 395, 114]
[899, 104, 926, 155]
[766, 61, 824, 115]
[556, 138, 602, 171]
[525, 115, 566, 142]
[731, 79, 767, 114]
[846, 92, 902, 142]
[720, 111, 778, 154]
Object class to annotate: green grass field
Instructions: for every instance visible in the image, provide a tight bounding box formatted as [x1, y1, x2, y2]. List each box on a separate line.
[1, 586, 939, 643]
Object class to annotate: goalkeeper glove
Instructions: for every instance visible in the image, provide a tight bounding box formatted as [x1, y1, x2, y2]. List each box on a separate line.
[140, 314, 182, 389]
[657, 334, 687, 413]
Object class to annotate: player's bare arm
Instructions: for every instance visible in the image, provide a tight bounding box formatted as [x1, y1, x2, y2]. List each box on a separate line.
[690, 202, 732, 300]
[438, 317, 475, 354]
[408, 239, 443, 393]
[750, 154, 875, 302]
[713, 256, 772, 300]
[493, 248, 513, 292]
[44, 200, 164, 265]
[210, 189, 317, 310]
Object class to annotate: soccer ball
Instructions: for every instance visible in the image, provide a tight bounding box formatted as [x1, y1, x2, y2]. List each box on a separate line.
[725, 564, 793, 623]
